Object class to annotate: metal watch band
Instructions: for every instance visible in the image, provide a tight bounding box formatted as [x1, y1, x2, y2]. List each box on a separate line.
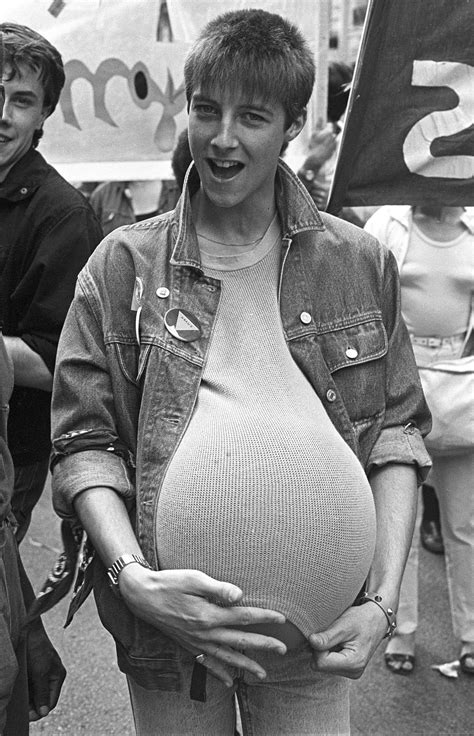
[107, 553, 152, 587]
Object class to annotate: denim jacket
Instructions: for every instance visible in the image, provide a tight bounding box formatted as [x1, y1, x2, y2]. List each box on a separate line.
[51, 160, 431, 691]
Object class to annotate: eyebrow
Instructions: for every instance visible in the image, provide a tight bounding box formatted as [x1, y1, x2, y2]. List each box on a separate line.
[8, 89, 39, 102]
[192, 93, 274, 115]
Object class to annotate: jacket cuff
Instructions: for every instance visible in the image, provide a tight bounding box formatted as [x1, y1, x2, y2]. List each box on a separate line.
[52, 449, 135, 520]
[367, 424, 432, 485]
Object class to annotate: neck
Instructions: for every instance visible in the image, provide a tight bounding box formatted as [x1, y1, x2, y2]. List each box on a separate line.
[192, 189, 277, 246]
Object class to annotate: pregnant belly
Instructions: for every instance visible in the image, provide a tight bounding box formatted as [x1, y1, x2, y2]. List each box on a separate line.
[156, 429, 376, 642]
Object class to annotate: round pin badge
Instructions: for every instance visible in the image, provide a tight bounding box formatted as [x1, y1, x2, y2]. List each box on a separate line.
[164, 308, 202, 342]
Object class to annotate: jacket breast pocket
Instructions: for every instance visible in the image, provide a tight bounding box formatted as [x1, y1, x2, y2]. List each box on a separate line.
[319, 317, 388, 421]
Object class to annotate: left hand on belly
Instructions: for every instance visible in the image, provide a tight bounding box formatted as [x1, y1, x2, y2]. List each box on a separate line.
[308, 604, 389, 679]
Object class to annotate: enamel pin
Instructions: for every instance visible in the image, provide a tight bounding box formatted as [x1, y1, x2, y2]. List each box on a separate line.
[164, 308, 202, 342]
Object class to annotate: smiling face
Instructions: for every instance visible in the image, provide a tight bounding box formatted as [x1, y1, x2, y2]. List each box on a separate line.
[0, 63, 48, 182]
[188, 86, 304, 220]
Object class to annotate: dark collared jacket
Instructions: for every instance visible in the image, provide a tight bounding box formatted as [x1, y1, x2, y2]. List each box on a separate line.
[0, 333, 14, 523]
[0, 149, 102, 464]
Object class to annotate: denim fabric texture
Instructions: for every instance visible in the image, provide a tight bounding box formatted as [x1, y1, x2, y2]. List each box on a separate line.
[51, 159, 432, 689]
[128, 645, 350, 736]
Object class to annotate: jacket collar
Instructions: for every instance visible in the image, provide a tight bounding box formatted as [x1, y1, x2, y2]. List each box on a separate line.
[170, 158, 325, 269]
[0, 148, 49, 202]
[389, 205, 474, 235]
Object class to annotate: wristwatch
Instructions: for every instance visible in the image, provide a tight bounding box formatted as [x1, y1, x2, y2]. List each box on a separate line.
[107, 553, 152, 589]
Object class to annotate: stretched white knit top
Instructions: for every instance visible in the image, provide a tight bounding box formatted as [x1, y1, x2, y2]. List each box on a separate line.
[156, 216, 376, 637]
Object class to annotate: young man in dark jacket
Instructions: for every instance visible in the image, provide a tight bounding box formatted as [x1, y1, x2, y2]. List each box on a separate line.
[0, 23, 102, 541]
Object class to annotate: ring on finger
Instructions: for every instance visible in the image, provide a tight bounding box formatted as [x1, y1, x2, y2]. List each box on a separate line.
[195, 653, 207, 665]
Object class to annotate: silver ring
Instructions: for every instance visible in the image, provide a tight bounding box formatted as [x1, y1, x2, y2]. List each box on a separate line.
[195, 653, 207, 665]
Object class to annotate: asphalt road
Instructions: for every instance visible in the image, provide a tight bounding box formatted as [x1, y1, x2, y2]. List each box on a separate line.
[22, 478, 472, 736]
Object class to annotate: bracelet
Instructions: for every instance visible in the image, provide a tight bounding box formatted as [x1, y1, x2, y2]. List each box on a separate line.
[356, 592, 397, 639]
[107, 553, 152, 589]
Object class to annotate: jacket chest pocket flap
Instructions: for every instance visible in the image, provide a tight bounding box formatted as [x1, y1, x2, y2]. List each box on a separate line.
[318, 318, 388, 374]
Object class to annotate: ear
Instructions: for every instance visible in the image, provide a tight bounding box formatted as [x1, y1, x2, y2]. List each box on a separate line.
[40, 104, 52, 125]
[284, 108, 307, 143]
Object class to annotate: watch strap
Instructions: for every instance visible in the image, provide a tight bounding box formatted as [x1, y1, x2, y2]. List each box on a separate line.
[107, 553, 152, 587]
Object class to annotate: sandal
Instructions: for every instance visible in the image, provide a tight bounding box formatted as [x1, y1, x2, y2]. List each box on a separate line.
[460, 653, 474, 675]
[384, 652, 415, 675]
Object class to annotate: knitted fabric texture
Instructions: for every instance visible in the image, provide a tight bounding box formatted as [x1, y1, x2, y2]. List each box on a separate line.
[156, 220, 376, 636]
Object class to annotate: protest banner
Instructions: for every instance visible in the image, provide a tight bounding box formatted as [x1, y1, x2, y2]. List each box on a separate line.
[327, 0, 474, 211]
[2, 0, 328, 181]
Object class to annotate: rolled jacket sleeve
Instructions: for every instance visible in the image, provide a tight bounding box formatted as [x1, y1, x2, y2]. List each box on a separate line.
[51, 261, 136, 520]
[367, 425, 432, 484]
[53, 449, 135, 520]
[366, 248, 432, 482]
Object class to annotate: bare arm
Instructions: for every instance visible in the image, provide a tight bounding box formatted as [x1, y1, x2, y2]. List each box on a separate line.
[366, 463, 418, 605]
[4, 336, 53, 392]
[309, 463, 417, 678]
[74, 486, 287, 685]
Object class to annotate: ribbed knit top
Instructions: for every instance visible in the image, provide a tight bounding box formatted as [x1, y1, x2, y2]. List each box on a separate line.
[156, 216, 376, 637]
[400, 224, 473, 337]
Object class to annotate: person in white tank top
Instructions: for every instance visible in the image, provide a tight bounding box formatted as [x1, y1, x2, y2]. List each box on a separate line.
[365, 204, 474, 676]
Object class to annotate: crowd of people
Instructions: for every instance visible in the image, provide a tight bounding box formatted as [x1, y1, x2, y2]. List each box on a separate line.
[0, 8, 472, 736]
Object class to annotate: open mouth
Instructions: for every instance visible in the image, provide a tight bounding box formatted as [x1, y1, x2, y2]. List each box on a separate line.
[208, 159, 244, 180]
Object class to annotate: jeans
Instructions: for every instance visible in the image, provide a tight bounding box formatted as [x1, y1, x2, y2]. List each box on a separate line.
[128, 645, 350, 736]
[396, 335, 474, 645]
[12, 458, 49, 543]
[0, 519, 28, 736]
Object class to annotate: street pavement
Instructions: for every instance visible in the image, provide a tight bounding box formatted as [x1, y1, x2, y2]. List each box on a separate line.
[23, 478, 472, 735]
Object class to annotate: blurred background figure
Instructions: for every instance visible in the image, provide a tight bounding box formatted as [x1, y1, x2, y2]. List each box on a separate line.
[89, 129, 192, 236]
[420, 482, 444, 554]
[89, 178, 178, 236]
[298, 61, 352, 211]
[365, 204, 474, 676]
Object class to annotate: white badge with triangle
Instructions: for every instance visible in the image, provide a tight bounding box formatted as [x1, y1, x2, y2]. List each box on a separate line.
[164, 308, 202, 342]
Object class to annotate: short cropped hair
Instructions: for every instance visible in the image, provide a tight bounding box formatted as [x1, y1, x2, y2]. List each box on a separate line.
[184, 9, 315, 127]
[0, 22, 65, 145]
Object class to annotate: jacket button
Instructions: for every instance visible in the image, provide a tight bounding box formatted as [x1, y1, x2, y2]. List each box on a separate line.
[326, 389, 337, 402]
[20, 187, 28, 195]
[300, 311, 312, 324]
[346, 347, 358, 359]
[156, 287, 170, 298]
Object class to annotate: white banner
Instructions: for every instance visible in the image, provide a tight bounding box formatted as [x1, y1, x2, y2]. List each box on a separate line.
[2, 1, 327, 181]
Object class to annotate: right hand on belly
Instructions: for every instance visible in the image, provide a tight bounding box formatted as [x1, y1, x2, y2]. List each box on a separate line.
[118, 566, 287, 686]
